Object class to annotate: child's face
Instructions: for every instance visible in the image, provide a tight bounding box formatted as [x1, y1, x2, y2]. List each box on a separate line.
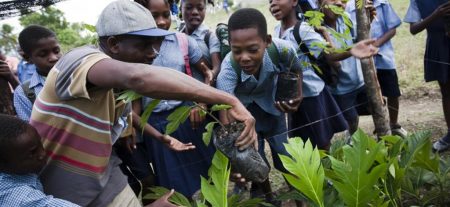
[182, 0, 206, 29]
[230, 28, 270, 76]
[146, 0, 172, 30]
[2, 127, 46, 175]
[29, 36, 61, 77]
[321, 0, 345, 19]
[269, 0, 298, 21]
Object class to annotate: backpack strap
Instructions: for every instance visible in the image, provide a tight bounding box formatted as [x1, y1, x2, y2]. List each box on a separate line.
[230, 42, 280, 84]
[293, 21, 317, 61]
[21, 80, 36, 103]
[204, 30, 211, 49]
[175, 33, 192, 76]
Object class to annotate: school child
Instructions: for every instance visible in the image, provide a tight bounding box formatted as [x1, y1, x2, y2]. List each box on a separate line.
[29, 0, 257, 206]
[17, 47, 37, 84]
[270, 0, 348, 150]
[404, 0, 450, 151]
[217, 8, 304, 204]
[179, 0, 222, 81]
[318, 0, 374, 136]
[0, 114, 80, 207]
[135, 0, 216, 197]
[346, 0, 407, 138]
[13, 25, 62, 121]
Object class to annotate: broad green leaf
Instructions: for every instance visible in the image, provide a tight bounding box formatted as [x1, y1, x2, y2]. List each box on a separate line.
[143, 186, 192, 207]
[236, 198, 267, 207]
[201, 151, 230, 207]
[202, 122, 217, 146]
[280, 138, 325, 207]
[210, 104, 232, 112]
[116, 90, 142, 103]
[355, 0, 364, 9]
[165, 106, 192, 135]
[328, 129, 388, 207]
[140, 99, 161, 133]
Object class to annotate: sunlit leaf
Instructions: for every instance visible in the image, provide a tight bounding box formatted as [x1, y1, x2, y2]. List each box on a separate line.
[140, 99, 161, 133]
[116, 90, 142, 103]
[165, 106, 192, 135]
[202, 122, 217, 146]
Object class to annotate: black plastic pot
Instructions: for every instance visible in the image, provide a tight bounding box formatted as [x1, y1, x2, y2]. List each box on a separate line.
[275, 71, 301, 102]
[213, 122, 269, 183]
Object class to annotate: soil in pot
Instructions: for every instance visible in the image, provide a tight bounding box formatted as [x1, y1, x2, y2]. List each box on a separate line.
[213, 122, 269, 183]
[275, 71, 301, 102]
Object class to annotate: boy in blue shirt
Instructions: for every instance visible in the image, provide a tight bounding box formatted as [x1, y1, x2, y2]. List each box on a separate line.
[216, 8, 303, 204]
[347, 0, 407, 138]
[13, 25, 62, 121]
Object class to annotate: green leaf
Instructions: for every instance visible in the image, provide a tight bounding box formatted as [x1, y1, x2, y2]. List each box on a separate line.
[201, 151, 230, 207]
[202, 122, 217, 146]
[355, 0, 364, 10]
[328, 129, 388, 207]
[304, 11, 324, 27]
[143, 186, 192, 207]
[210, 104, 232, 112]
[280, 138, 325, 207]
[116, 90, 142, 103]
[165, 106, 192, 135]
[82, 23, 96, 32]
[140, 99, 161, 133]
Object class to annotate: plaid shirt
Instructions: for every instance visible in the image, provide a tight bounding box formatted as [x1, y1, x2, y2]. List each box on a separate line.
[0, 172, 79, 207]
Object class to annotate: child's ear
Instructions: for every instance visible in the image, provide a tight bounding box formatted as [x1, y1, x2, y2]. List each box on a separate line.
[265, 34, 273, 48]
[106, 36, 121, 54]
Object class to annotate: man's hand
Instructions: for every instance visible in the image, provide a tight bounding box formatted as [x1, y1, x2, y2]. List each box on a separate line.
[275, 97, 303, 113]
[433, 1, 450, 18]
[161, 134, 196, 151]
[145, 189, 179, 207]
[350, 39, 379, 59]
[365, 0, 377, 23]
[226, 100, 258, 150]
[189, 103, 206, 129]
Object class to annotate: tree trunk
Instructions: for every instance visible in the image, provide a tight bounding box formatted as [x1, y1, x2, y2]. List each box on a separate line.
[355, 0, 390, 136]
[0, 77, 16, 115]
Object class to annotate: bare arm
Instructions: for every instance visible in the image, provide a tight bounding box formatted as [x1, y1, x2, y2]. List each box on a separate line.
[373, 28, 396, 47]
[88, 59, 257, 149]
[410, 2, 450, 35]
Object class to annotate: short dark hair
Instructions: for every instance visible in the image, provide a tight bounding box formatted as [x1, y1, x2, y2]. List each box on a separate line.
[18, 25, 56, 56]
[228, 8, 267, 39]
[0, 115, 29, 161]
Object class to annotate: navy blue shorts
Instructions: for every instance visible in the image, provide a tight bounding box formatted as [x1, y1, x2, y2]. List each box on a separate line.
[377, 69, 401, 97]
[289, 88, 348, 148]
[333, 86, 370, 122]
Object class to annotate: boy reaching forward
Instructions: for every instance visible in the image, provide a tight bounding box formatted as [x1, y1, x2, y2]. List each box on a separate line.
[30, 0, 257, 206]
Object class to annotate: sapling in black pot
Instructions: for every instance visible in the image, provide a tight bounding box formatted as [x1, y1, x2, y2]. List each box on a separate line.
[164, 103, 270, 183]
[275, 46, 302, 103]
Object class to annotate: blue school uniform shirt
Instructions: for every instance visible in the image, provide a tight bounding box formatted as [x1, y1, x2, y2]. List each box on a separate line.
[142, 33, 202, 112]
[326, 14, 364, 95]
[13, 69, 45, 121]
[346, 0, 401, 70]
[17, 60, 36, 83]
[216, 38, 302, 116]
[403, 0, 421, 23]
[274, 22, 325, 97]
[188, 24, 221, 62]
[0, 173, 79, 207]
